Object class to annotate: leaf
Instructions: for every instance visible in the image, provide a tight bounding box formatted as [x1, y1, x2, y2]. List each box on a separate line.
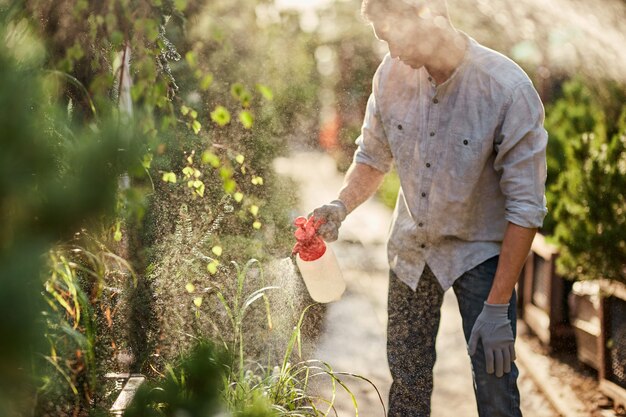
[195, 182, 205, 197]
[223, 179, 237, 194]
[191, 120, 201, 134]
[200, 74, 213, 90]
[114, 221, 122, 242]
[162, 172, 177, 183]
[219, 167, 233, 180]
[193, 297, 202, 307]
[250, 205, 259, 216]
[235, 154, 245, 164]
[211, 246, 223, 257]
[238, 111, 254, 129]
[231, 83, 252, 107]
[110, 31, 124, 48]
[210, 106, 231, 126]
[144, 19, 159, 42]
[256, 84, 274, 101]
[230, 83, 245, 100]
[253, 221, 262, 230]
[251, 176, 264, 185]
[234, 192, 244, 203]
[207, 261, 219, 275]
[193, 180, 203, 188]
[141, 153, 153, 169]
[201, 151, 220, 168]
[185, 283, 195, 293]
[181, 105, 190, 116]
[185, 51, 196, 69]
[239, 90, 252, 108]
[182, 166, 194, 178]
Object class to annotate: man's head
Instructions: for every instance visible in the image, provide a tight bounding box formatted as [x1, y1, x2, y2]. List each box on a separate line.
[361, 0, 454, 70]
[361, 0, 450, 23]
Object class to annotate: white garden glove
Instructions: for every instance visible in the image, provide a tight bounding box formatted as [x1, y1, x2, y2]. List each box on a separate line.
[310, 200, 348, 242]
[468, 302, 516, 378]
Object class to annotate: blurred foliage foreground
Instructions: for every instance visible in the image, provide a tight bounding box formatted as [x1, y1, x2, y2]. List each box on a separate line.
[0, 0, 383, 416]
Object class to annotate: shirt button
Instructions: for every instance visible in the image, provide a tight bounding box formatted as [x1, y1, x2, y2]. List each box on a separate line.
[426, 162, 431, 168]
[421, 244, 426, 249]
[429, 132, 435, 137]
[418, 222, 424, 227]
[421, 192, 427, 197]
[463, 139, 469, 145]
[433, 98, 439, 104]
[397, 124, 403, 130]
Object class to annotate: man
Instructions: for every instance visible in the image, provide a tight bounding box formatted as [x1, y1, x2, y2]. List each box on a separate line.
[311, 1, 548, 416]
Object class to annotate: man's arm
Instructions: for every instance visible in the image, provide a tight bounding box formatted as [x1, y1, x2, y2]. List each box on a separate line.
[337, 162, 386, 214]
[487, 222, 536, 304]
[312, 162, 385, 241]
[469, 82, 547, 377]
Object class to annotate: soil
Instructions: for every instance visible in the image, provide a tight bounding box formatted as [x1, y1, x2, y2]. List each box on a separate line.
[519, 324, 626, 417]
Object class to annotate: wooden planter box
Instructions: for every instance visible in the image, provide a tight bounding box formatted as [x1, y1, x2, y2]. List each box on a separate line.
[568, 279, 626, 409]
[569, 280, 602, 370]
[599, 279, 626, 409]
[519, 233, 574, 350]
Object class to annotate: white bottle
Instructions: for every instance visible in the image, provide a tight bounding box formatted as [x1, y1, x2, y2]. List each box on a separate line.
[295, 244, 346, 303]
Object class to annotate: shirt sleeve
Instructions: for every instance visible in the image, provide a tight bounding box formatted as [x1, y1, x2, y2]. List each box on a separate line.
[353, 62, 393, 173]
[493, 82, 548, 229]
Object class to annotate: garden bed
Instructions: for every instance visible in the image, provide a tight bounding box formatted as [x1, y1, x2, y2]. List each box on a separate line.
[519, 321, 624, 416]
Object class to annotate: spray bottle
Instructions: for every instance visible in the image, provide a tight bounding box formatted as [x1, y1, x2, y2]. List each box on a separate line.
[292, 215, 346, 303]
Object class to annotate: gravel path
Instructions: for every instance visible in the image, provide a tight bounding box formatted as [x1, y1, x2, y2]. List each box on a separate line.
[274, 151, 557, 417]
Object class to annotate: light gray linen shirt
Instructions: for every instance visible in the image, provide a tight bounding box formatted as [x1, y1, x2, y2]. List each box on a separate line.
[354, 35, 548, 291]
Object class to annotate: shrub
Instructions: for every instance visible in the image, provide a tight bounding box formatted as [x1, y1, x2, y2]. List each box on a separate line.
[550, 86, 626, 283]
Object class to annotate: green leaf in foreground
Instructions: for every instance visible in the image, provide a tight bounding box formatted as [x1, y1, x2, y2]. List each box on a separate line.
[256, 84, 273, 101]
[200, 74, 213, 90]
[201, 150, 221, 168]
[162, 172, 177, 183]
[210, 105, 231, 126]
[238, 110, 254, 129]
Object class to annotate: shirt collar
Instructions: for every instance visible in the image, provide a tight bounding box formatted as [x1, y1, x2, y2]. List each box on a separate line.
[426, 31, 473, 90]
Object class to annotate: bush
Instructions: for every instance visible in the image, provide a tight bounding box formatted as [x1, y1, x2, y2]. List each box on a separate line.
[549, 81, 626, 283]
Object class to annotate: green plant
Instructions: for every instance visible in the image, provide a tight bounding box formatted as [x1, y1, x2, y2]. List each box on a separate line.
[551, 104, 626, 283]
[126, 262, 386, 416]
[0, 5, 143, 414]
[38, 238, 138, 415]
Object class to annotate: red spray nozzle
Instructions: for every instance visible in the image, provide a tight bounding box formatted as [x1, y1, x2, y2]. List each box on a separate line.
[292, 215, 327, 261]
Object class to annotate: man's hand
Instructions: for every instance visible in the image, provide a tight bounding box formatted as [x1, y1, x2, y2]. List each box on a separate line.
[468, 302, 516, 378]
[310, 200, 348, 242]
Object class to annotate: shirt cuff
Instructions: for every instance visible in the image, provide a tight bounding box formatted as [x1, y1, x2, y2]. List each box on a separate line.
[354, 150, 392, 174]
[504, 202, 547, 229]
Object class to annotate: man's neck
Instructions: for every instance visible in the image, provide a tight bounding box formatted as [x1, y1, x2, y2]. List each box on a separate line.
[425, 29, 468, 85]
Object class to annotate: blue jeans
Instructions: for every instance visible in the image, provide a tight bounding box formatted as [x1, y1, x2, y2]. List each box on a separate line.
[387, 255, 522, 417]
